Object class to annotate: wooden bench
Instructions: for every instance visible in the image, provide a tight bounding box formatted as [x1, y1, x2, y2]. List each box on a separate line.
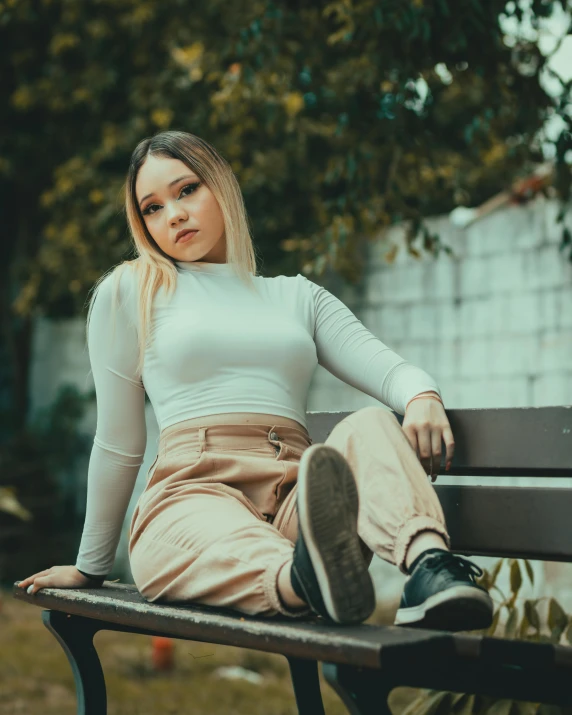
[13, 406, 572, 715]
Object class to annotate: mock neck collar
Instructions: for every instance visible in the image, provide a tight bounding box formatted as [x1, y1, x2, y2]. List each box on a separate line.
[175, 260, 237, 276]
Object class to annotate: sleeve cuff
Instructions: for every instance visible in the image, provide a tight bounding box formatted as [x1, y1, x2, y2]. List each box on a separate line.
[76, 568, 106, 583]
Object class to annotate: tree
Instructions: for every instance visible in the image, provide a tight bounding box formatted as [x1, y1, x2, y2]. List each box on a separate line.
[1, 0, 571, 430]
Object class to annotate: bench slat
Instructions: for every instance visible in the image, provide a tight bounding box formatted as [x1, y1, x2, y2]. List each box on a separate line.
[307, 407, 572, 476]
[436, 486, 572, 561]
[12, 583, 453, 669]
[12, 583, 572, 675]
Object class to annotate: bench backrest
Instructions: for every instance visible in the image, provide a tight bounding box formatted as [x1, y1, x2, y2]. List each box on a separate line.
[307, 407, 572, 563]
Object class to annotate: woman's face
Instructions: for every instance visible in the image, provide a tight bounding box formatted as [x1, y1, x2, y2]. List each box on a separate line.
[135, 155, 227, 263]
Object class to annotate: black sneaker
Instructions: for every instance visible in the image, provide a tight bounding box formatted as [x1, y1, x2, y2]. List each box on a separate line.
[290, 444, 376, 625]
[394, 549, 494, 631]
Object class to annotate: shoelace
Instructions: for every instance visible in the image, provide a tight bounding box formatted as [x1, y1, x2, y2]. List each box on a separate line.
[424, 552, 484, 584]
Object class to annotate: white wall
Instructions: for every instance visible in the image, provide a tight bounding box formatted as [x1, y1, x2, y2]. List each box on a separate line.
[307, 195, 572, 609]
[28, 196, 572, 609]
[309, 196, 572, 411]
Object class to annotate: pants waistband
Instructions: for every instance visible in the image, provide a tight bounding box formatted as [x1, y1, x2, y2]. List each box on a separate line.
[158, 414, 312, 457]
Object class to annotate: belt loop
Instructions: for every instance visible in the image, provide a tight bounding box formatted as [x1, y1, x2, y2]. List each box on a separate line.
[199, 427, 207, 453]
[268, 427, 281, 456]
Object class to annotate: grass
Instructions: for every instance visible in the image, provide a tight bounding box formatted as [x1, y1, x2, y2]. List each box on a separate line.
[0, 588, 418, 714]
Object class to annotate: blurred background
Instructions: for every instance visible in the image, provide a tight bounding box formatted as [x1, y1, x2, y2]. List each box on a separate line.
[1, 0, 572, 712]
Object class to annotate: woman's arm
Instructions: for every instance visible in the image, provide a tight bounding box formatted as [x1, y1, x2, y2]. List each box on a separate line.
[302, 276, 442, 414]
[74, 267, 147, 578]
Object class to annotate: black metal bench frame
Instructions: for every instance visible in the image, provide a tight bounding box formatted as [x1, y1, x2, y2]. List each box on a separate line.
[13, 406, 572, 714]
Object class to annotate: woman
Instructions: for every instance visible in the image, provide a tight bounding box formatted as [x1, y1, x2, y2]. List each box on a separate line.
[18, 130, 493, 630]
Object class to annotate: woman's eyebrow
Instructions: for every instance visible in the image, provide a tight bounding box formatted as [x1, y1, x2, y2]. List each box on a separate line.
[139, 174, 197, 207]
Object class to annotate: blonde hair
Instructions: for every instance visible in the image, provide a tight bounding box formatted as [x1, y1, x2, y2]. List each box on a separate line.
[86, 130, 261, 379]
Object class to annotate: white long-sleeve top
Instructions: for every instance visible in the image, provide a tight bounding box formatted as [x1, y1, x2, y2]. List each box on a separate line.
[75, 259, 441, 576]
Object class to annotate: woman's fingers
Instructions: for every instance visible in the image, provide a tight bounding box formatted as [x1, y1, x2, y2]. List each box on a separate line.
[416, 427, 432, 476]
[26, 574, 55, 595]
[17, 569, 52, 588]
[430, 429, 443, 481]
[409, 424, 447, 481]
[402, 398, 455, 479]
[443, 425, 455, 471]
[402, 425, 418, 456]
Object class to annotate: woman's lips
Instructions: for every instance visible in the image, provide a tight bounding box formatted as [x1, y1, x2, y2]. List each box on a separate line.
[177, 230, 198, 244]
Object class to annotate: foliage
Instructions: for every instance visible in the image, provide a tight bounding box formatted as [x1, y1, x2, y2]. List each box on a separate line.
[0, 486, 31, 521]
[403, 558, 572, 715]
[2, 0, 572, 320]
[0, 385, 93, 586]
[1, 0, 571, 429]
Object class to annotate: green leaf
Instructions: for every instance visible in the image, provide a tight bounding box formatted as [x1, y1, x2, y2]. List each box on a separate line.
[401, 690, 451, 715]
[566, 620, 572, 646]
[560, 226, 571, 252]
[487, 700, 514, 715]
[512, 701, 537, 715]
[422, 691, 453, 715]
[505, 606, 519, 638]
[524, 560, 534, 585]
[519, 611, 530, 639]
[490, 558, 504, 588]
[548, 598, 568, 642]
[510, 560, 522, 596]
[437, 0, 451, 18]
[454, 693, 475, 715]
[524, 600, 540, 631]
[0, 486, 33, 521]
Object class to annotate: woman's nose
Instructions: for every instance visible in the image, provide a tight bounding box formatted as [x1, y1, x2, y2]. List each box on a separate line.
[167, 201, 187, 225]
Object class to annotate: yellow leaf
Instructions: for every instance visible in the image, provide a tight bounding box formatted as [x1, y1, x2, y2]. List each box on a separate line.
[49, 33, 80, 56]
[510, 559, 522, 595]
[171, 42, 204, 68]
[151, 109, 173, 128]
[283, 92, 304, 118]
[131, 4, 155, 23]
[548, 598, 568, 633]
[505, 606, 519, 638]
[40, 190, 55, 208]
[73, 87, 91, 103]
[0, 487, 32, 521]
[10, 85, 34, 110]
[89, 189, 105, 205]
[384, 244, 399, 264]
[55, 176, 74, 195]
[524, 600, 540, 631]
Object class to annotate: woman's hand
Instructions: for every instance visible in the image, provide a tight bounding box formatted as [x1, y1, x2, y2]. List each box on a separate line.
[402, 393, 455, 482]
[16, 566, 100, 595]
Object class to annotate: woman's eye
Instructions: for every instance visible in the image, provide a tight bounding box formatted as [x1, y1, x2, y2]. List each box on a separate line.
[180, 182, 201, 197]
[142, 182, 201, 216]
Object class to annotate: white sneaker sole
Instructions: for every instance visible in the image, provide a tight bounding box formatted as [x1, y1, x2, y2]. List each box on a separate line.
[296, 444, 376, 624]
[394, 584, 494, 631]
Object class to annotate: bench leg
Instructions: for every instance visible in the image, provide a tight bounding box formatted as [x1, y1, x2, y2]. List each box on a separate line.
[42, 610, 107, 715]
[322, 662, 392, 715]
[286, 657, 326, 715]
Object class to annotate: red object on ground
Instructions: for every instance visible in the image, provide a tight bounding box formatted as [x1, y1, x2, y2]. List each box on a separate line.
[151, 636, 174, 671]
